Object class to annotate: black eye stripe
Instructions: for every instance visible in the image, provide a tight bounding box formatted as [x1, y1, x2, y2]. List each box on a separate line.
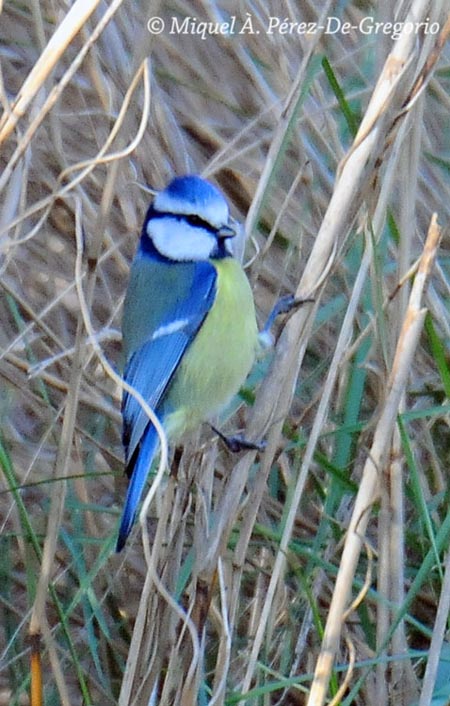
[150, 209, 217, 234]
[185, 213, 215, 230]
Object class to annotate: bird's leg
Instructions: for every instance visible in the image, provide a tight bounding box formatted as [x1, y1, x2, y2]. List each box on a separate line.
[260, 294, 315, 346]
[211, 296, 314, 453]
[210, 424, 266, 453]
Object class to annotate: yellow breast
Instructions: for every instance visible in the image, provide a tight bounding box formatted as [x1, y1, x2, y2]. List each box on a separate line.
[165, 258, 258, 437]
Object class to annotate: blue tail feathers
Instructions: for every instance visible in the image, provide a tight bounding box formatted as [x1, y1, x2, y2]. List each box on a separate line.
[116, 424, 160, 552]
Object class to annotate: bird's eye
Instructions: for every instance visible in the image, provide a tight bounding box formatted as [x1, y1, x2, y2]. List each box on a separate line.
[185, 214, 213, 231]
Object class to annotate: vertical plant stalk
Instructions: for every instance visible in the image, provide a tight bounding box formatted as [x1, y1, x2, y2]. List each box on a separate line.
[241, 0, 447, 694]
[23, 48, 150, 706]
[418, 549, 450, 706]
[0, 0, 127, 194]
[376, 90, 425, 705]
[0, 0, 101, 144]
[307, 214, 441, 705]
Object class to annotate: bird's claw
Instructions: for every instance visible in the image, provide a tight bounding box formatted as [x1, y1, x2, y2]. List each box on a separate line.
[211, 425, 266, 453]
[262, 294, 314, 335]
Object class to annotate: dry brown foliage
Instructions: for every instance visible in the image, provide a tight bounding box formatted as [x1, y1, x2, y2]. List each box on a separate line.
[1, 2, 450, 705]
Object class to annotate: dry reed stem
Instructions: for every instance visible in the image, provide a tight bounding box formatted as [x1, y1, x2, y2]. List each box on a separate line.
[245, 0, 334, 240]
[0, 0, 127, 194]
[28, 205, 87, 701]
[241, 0, 446, 695]
[307, 213, 441, 705]
[327, 636, 356, 706]
[0, 0, 101, 144]
[418, 548, 450, 706]
[19, 23, 160, 704]
[376, 89, 425, 706]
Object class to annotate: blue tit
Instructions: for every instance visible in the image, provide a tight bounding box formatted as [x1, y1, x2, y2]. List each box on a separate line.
[116, 175, 258, 551]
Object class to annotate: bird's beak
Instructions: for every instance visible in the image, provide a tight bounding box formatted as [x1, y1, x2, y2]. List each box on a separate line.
[217, 222, 236, 240]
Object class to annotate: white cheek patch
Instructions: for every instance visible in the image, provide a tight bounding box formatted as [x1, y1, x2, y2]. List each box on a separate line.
[152, 319, 189, 340]
[148, 217, 216, 260]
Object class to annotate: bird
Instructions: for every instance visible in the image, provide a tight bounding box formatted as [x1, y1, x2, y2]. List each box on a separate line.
[116, 174, 258, 551]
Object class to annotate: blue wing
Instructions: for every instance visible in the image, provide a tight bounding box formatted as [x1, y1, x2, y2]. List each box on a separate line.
[116, 254, 217, 551]
[122, 332, 192, 467]
[121, 255, 218, 467]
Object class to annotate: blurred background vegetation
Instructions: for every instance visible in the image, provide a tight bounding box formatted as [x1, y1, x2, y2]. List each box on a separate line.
[0, 1, 449, 705]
